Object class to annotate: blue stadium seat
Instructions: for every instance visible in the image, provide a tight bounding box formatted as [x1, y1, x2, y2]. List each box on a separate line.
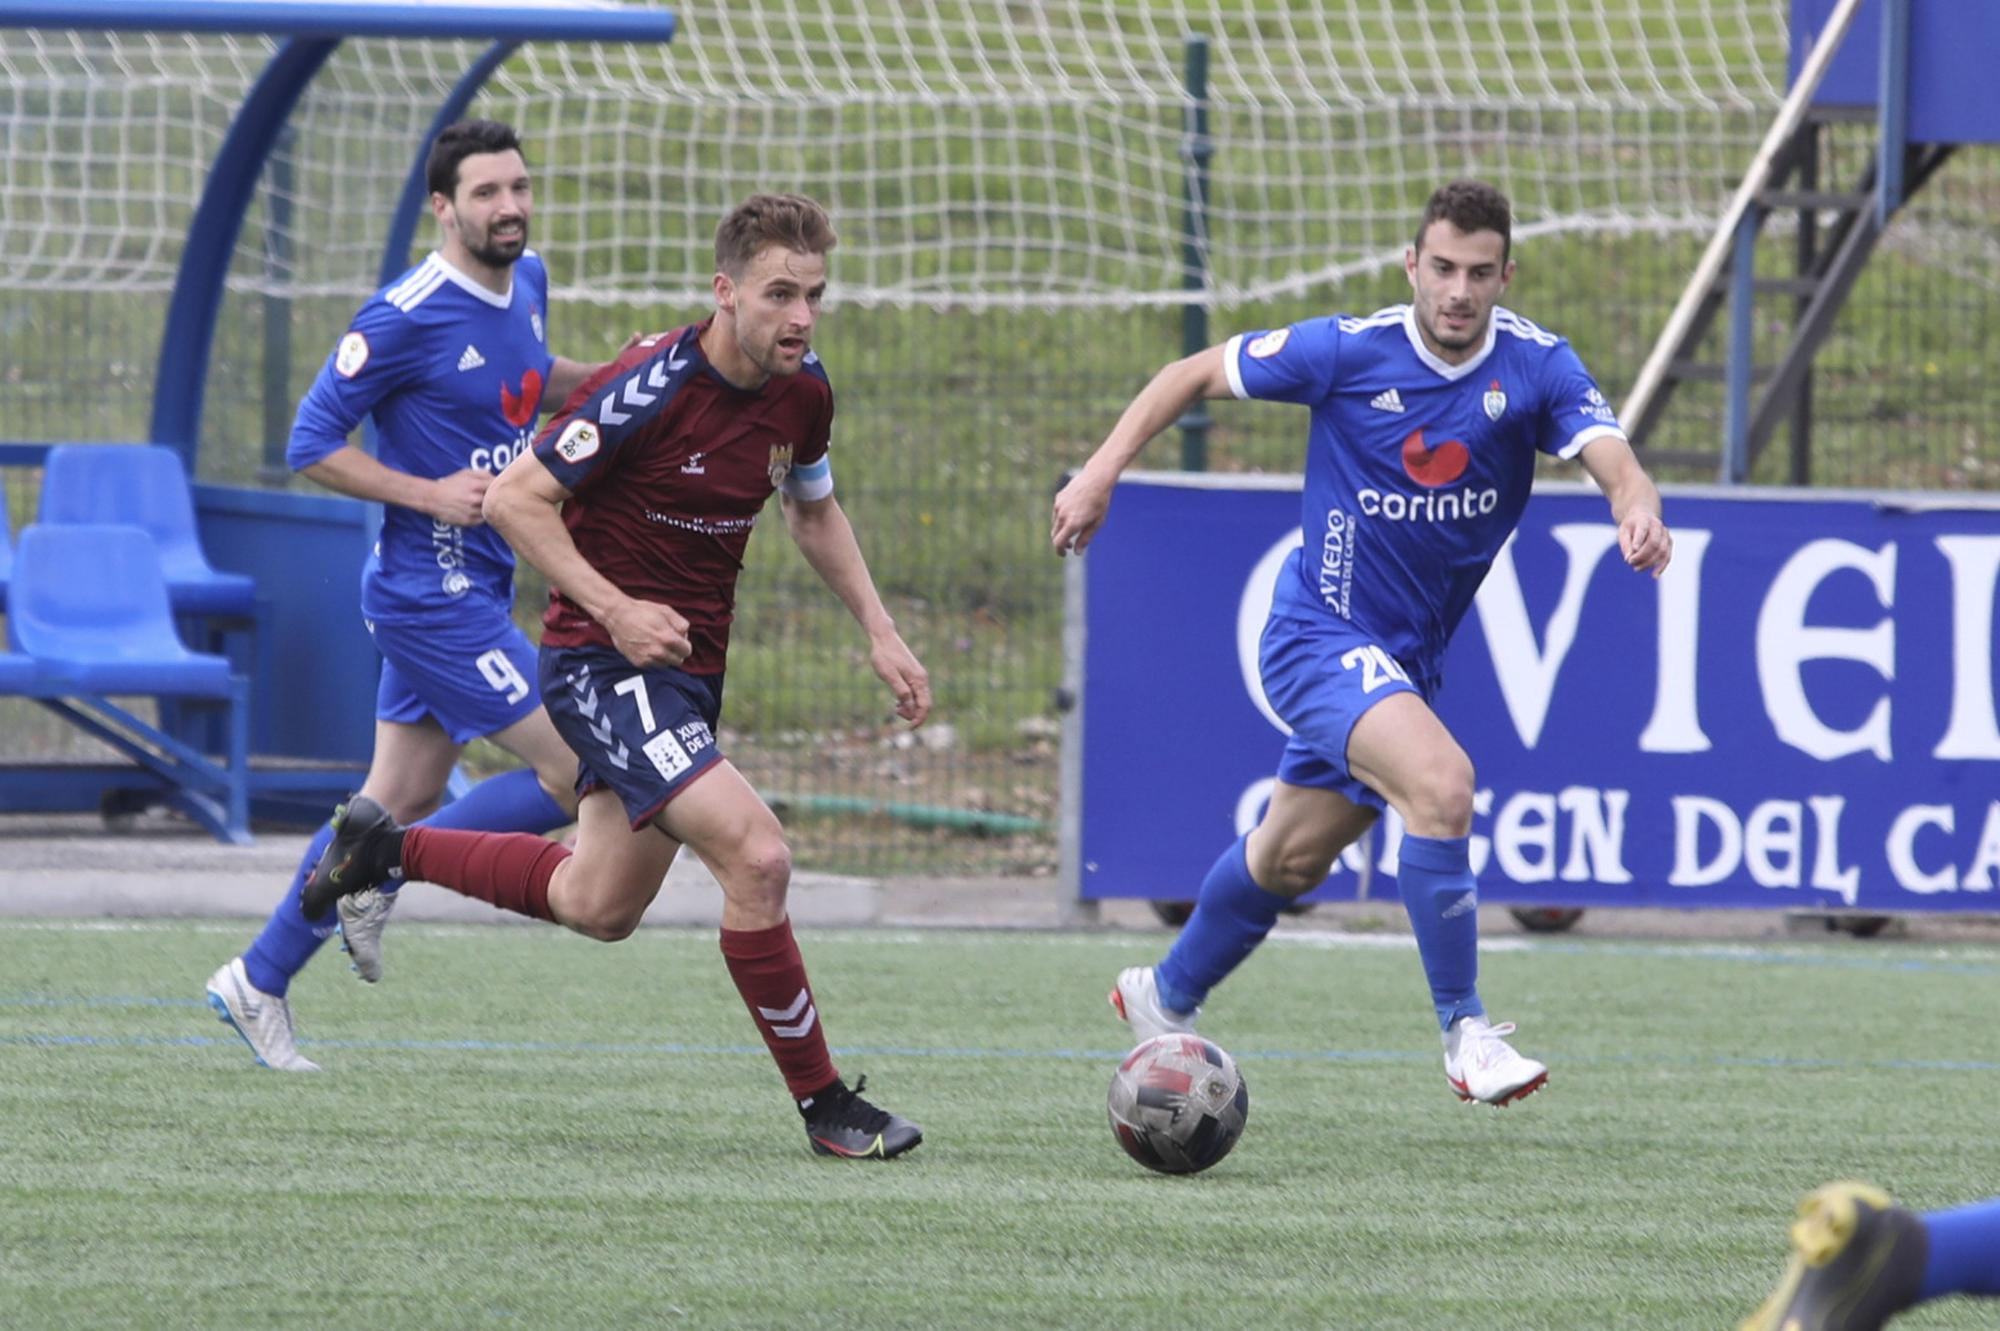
[0, 482, 14, 607]
[6, 523, 250, 842]
[0, 500, 30, 689]
[0, 642, 35, 691]
[37, 444, 256, 616]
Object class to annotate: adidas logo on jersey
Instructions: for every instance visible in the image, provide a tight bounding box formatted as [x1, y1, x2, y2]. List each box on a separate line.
[1370, 388, 1406, 413]
[457, 345, 486, 372]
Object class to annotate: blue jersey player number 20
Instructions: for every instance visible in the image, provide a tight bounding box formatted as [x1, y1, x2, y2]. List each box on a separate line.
[1052, 179, 1673, 1110]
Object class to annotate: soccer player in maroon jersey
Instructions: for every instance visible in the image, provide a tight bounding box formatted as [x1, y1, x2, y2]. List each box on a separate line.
[303, 193, 931, 1159]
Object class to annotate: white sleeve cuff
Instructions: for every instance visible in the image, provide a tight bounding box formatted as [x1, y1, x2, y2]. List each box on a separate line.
[1559, 424, 1626, 460]
[1222, 333, 1249, 400]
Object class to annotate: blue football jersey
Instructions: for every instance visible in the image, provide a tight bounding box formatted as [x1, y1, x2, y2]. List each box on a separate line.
[1228, 303, 1626, 680]
[288, 251, 556, 618]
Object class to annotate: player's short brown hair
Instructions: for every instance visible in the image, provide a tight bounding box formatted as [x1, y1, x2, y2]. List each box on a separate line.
[426, 119, 525, 200]
[714, 193, 838, 278]
[1414, 179, 1512, 263]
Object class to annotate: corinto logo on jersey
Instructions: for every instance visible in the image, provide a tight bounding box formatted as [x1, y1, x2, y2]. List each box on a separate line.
[1358, 486, 1501, 522]
[554, 418, 600, 463]
[469, 429, 533, 473]
[1246, 328, 1291, 359]
[335, 332, 370, 378]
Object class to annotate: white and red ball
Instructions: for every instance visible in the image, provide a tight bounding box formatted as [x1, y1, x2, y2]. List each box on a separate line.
[1106, 1032, 1249, 1174]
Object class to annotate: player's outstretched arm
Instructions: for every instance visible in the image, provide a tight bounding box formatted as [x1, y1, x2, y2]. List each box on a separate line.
[1579, 434, 1673, 578]
[1051, 343, 1234, 557]
[781, 492, 931, 727]
[299, 445, 491, 526]
[483, 454, 691, 668]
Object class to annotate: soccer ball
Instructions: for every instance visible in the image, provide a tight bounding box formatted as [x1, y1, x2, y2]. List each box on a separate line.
[1106, 1033, 1249, 1175]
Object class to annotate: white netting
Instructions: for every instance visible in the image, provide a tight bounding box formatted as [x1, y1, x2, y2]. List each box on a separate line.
[0, 1, 1790, 310]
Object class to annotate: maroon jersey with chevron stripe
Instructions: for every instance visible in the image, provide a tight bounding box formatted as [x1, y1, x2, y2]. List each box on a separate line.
[529, 319, 833, 673]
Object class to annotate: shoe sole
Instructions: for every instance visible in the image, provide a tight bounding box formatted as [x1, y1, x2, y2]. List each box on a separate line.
[1738, 1182, 1892, 1331]
[206, 988, 271, 1068]
[1448, 1069, 1550, 1106]
[337, 909, 385, 984]
[303, 802, 383, 919]
[1792, 1182, 1889, 1265]
[809, 1130, 923, 1160]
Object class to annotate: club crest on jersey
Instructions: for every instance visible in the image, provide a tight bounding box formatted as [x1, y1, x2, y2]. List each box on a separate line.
[531, 308, 544, 343]
[335, 331, 370, 379]
[554, 418, 600, 463]
[1483, 379, 1507, 421]
[1247, 328, 1290, 359]
[767, 443, 794, 487]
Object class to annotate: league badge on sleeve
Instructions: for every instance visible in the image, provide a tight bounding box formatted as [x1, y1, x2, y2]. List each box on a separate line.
[554, 418, 600, 463]
[1247, 328, 1291, 359]
[1483, 379, 1507, 421]
[335, 331, 370, 379]
[767, 443, 794, 487]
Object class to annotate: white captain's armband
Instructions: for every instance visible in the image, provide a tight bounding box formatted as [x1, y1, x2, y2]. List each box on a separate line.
[780, 454, 833, 501]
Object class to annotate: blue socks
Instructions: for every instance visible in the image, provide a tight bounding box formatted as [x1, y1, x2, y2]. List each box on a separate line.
[1396, 833, 1484, 1030]
[1155, 835, 1295, 1013]
[239, 769, 569, 996]
[241, 820, 338, 996]
[1920, 1197, 2000, 1299]
[1150, 829, 1486, 1031]
[416, 766, 569, 845]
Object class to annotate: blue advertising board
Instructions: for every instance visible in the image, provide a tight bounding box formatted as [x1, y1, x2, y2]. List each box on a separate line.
[1071, 474, 2000, 914]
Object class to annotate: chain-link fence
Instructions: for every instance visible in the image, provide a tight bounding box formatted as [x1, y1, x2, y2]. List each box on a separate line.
[3, 8, 1996, 874]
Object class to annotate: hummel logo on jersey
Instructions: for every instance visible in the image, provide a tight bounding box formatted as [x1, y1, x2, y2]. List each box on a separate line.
[457, 345, 486, 372]
[1370, 388, 1406, 413]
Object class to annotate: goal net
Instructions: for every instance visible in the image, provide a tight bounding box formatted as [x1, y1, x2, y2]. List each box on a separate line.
[2, 1, 1788, 316]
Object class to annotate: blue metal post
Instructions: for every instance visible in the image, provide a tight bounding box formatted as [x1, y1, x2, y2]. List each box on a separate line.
[1876, 0, 1910, 227]
[1177, 34, 1213, 472]
[1723, 210, 1760, 484]
[259, 123, 296, 483]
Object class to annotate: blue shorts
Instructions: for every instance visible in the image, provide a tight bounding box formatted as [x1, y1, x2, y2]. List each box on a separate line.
[368, 599, 543, 744]
[540, 643, 726, 829]
[1258, 613, 1435, 812]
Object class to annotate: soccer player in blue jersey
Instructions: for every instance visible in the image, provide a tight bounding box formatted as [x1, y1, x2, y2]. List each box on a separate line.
[1051, 179, 1673, 1105]
[205, 120, 617, 1071]
[1743, 1180, 2000, 1329]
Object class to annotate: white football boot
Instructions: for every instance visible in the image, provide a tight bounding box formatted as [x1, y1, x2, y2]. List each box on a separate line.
[1443, 1014, 1546, 1105]
[337, 887, 398, 984]
[204, 958, 321, 1072]
[1109, 966, 1200, 1041]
